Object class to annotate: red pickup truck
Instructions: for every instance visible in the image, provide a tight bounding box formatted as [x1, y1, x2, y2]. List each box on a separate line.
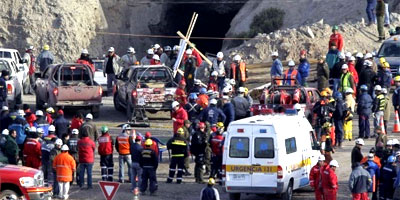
[0, 163, 52, 199]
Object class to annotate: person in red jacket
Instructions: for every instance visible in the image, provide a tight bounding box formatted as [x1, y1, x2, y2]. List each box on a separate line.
[347, 56, 359, 85]
[171, 101, 188, 134]
[329, 25, 344, 52]
[175, 80, 187, 106]
[98, 126, 114, 181]
[77, 131, 96, 189]
[208, 71, 219, 92]
[70, 112, 84, 130]
[209, 122, 225, 181]
[23, 128, 42, 169]
[321, 160, 339, 200]
[45, 107, 55, 124]
[76, 49, 95, 72]
[142, 132, 159, 158]
[309, 155, 327, 200]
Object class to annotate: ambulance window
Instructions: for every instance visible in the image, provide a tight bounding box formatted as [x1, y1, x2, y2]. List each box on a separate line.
[310, 131, 320, 150]
[229, 137, 249, 158]
[254, 138, 274, 158]
[285, 137, 297, 154]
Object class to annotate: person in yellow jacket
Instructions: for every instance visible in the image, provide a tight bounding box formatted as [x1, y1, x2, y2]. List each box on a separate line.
[344, 88, 356, 141]
[53, 144, 76, 200]
[339, 64, 355, 94]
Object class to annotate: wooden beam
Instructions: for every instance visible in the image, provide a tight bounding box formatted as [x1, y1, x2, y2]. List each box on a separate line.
[177, 31, 212, 66]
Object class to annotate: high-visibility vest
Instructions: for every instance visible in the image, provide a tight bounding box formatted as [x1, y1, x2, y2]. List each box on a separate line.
[340, 72, 352, 92]
[98, 134, 113, 155]
[117, 135, 130, 155]
[376, 94, 386, 111]
[284, 69, 298, 85]
[231, 62, 246, 82]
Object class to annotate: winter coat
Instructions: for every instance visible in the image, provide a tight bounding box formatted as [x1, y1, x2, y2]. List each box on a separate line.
[351, 146, 364, 166]
[140, 56, 152, 65]
[34, 116, 50, 136]
[270, 59, 283, 77]
[345, 94, 356, 112]
[357, 92, 373, 116]
[349, 165, 372, 194]
[103, 54, 121, 75]
[231, 96, 250, 119]
[191, 130, 207, 156]
[222, 102, 235, 127]
[298, 58, 310, 78]
[172, 107, 188, 133]
[366, 160, 380, 192]
[321, 166, 338, 191]
[77, 137, 95, 163]
[380, 163, 397, 198]
[23, 138, 42, 169]
[329, 33, 344, 51]
[120, 54, 137, 69]
[54, 115, 69, 139]
[0, 77, 7, 102]
[317, 62, 329, 91]
[309, 163, 327, 189]
[359, 67, 377, 89]
[160, 53, 171, 66]
[200, 186, 220, 200]
[175, 88, 187, 106]
[79, 121, 98, 141]
[355, 58, 365, 75]
[333, 99, 345, 120]
[384, 95, 391, 121]
[330, 59, 345, 79]
[8, 116, 29, 145]
[393, 86, 400, 108]
[130, 142, 143, 163]
[376, 68, 392, 88]
[70, 117, 83, 130]
[198, 105, 226, 125]
[139, 148, 158, 168]
[53, 152, 76, 182]
[184, 101, 202, 122]
[3, 135, 18, 158]
[37, 50, 54, 72]
[348, 62, 359, 84]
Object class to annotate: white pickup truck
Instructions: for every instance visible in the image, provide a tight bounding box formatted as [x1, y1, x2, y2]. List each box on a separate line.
[0, 48, 29, 93]
[0, 59, 24, 108]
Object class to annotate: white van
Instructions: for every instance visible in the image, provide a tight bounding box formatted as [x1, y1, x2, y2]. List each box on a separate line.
[222, 114, 320, 200]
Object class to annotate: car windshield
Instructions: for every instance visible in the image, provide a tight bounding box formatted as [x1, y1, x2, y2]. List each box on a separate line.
[136, 68, 170, 83]
[54, 65, 92, 86]
[94, 61, 103, 71]
[378, 42, 400, 57]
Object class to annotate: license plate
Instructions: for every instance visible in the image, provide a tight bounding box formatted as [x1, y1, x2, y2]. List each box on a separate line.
[232, 174, 245, 181]
[138, 97, 145, 106]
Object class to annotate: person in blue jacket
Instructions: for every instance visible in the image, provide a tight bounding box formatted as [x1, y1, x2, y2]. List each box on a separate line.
[333, 92, 345, 147]
[8, 109, 29, 165]
[198, 98, 226, 126]
[221, 96, 234, 129]
[357, 85, 373, 139]
[270, 52, 283, 84]
[326, 42, 340, 70]
[379, 156, 397, 200]
[364, 153, 380, 200]
[298, 50, 310, 86]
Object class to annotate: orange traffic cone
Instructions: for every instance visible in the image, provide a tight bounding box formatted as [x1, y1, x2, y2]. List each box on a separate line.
[393, 110, 400, 133]
[380, 116, 386, 134]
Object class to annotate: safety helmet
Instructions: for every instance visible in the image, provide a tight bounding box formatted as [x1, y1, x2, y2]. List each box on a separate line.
[208, 178, 215, 185]
[29, 127, 37, 133]
[364, 53, 372, 59]
[86, 113, 93, 120]
[374, 85, 382, 91]
[198, 122, 206, 129]
[55, 138, 63, 146]
[320, 91, 328, 97]
[355, 138, 365, 146]
[379, 57, 386, 64]
[300, 49, 307, 56]
[211, 71, 218, 77]
[189, 93, 198, 99]
[368, 153, 374, 160]
[61, 144, 69, 151]
[81, 49, 89, 54]
[238, 87, 245, 93]
[101, 126, 109, 133]
[46, 107, 55, 114]
[229, 79, 236, 85]
[393, 139, 400, 145]
[323, 87, 332, 96]
[173, 45, 180, 51]
[17, 110, 25, 117]
[164, 46, 172, 51]
[345, 52, 352, 58]
[322, 122, 332, 129]
[329, 160, 339, 167]
[177, 128, 184, 136]
[332, 25, 339, 31]
[108, 47, 115, 52]
[244, 87, 249, 94]
[356, 52, 363, 58]
[363, 60, 372, 67]
[186, 49, 193, 55]
[318, 155, 325, 161]
[147, 49, 154, 54]
[37, 128, 44, 134]
[216, 52, 224, 59]
[341, 64, 348, 69]
[71, 129, 79, 135]
[345, 88, 354, 94]
[48, 125, 55, 132]
[153, 54, 160, 61]
[127, 47, 135, 53]
[122, 124, 132, 130]
[43, 44, 50, 51]
[394, 76, 400, 82]
[2, 129, 9, 135]
[2, 106, 8, 111]
[194, 79, 201, 85]
[216, 122, 224, 129]
[199, 88, 207, 94]
[360, 85, 368, 91]
[288, 60, 295, 66]
[383, 62, 390, 68]
[210, 98, 218, 105]
[145, 132, 152, 138]
[387, 139, 394, 146]
[349, 56, 356, 61]
[382, 88, 388, 94]
[153, 44, 161, 49]
[35, 110, 44, 116]
[271, 51, 279, 57]
[145, 139, 153, 146]
[233, 55, 241, 61]
[294, 103, 301, 110]
[338, 52, 345, 59]
[222, 87, 230, 94]
[334, 92, 342, 100]
[171, 101, 180, 108]
[387, 155, 396, 163]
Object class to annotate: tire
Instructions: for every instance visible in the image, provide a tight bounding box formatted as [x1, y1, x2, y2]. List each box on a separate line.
[92, 105, 100, 118]
[229, 193, 241, 200]
[281, 180, 294, 200]
[113, 93, 124, 112]
[0, 189, 21, 199]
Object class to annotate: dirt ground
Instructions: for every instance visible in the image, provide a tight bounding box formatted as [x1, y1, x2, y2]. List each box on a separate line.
[23, 94, 400, 200]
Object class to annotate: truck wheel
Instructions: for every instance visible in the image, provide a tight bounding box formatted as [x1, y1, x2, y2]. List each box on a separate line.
[0, 189, 21, 199]
[36, 94, 44, 109]
[113, 93, 124, 112]
[92, 106, 100, 118]
[229, 193, 240, 200]
[281, 180, 293, 200]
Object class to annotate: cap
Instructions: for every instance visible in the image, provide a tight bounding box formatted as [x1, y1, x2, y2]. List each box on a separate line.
[72, 129, 79, 135]
[210, 99, 218, 105]
[153, 54, 160, 61]
[61, 144, 69, 151]
[172, 101, 180, 108]
[233, 55, 241, 61]
[145, 139, 153, 146]
[2, 129, 9, 135]
[217, 52, 224, 58]
[186, 49, 192, 55]
[147, 49, 154, 55]
[35, 110, 43, 116]
[108, 47, 115, 52]
[271, 52, 279, 57]
[81, 49, 89, 54]
[55, 138, 63, 146]
[318, 155, 325, 161]
[341, 64, 348, 69]
[48, 125, 55, 132]
[355, 138, 365, 145]
[288, 60, 295, 66]
[329, 160, 339, 167]
[86, 113, 93, 119]
[57, 109, 64, 115]
[145, 132, 151, 138]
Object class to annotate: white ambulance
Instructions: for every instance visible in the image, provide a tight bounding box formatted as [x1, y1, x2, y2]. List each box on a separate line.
[222, 113, 321, 200]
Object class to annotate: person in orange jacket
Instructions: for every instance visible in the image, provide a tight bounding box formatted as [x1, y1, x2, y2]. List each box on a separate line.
[53, 144, 76, 200]
[197, 88, 209, 109]
[175, 80, 188, 107]
[23, 127, 42, 169]
[321, 160, 339, 200]
[360, 148, 382, 168]
[230, 55, 247, 89]
[171, 101, 188, 134]
[309, 155, 327, 200]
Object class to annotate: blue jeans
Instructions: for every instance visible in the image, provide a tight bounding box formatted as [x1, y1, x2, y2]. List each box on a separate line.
[131, 162, 142, 190]
[332, 78, 340, 95]
[366, 2, 377, 24]
[119, 154, 132, 182]
[79, 163, 93, 188]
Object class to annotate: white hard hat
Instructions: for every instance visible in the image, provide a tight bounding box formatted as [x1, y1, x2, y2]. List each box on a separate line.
[81, 49, 89, 54]
[173, 45, 180, 51]
[374, 85, 382, 91]
[172, 101, 180, 108]
[396, 151, 400, 157]
[229, 79, 236, 85]
[364, 60, 372, 67]
[382, 88, 388, 94]
[393, 139, 400, 145]
[108, 47, 115, 52]
[186, 49, 192, 55]
[238, 87, 246, 93]
[127, 47, 135, 53]
[364, 53, 372, 59]
[2, 106, 8, 111]
[349, 56, 356, 61]
[210, 98, 218, 105]
[37, 128, 44, 134]
[271, 52, 279, 57]
[55, 138, 63, 146]
[86, 113, 93, 120]
[17, 110, 25, 117]
[222, 86, 230, 94]
[61, 144, 69, 151]
[153, 44, 161, 49]
[211, 71, 218, 76]
[207, 90, 214, 95]
[294, 103, 301, 110]
[341, 64, 348, 69]
[387, 139, 394, 145]
[164, 46, 172, 51]
[194, 79, 201, 85]
[2, 129, 9, 135]
[217, 52, 224, 59]
[318, 154, 325, 161]
[288, 60, 295, 66]
[355, 138, 365, 145]
[147, 49, 154, 54]
[48, 125, 55, 132]
[222, 95, 230, 100]
[29, 127, 37, 133]
[345, 88, 354, 94]
[122, 124, 132, 130]
[35, 110, 44, 116]
[356, 52, 364, 58]
[28, 46, 34, 50]
[345, 52, 352, 58]
[233, 55, 241, 61]
[153, 54, 160, 61]
[368, 153, 374, 160]
[71, 129, 79, 135]
[338, 52, 346, 59]
[329, 160, 339, 167]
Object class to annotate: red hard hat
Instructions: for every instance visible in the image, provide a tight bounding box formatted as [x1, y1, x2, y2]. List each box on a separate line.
[300, 50, 307, 56]
[145, 132, 151, 138]
[211, 127, 217, 132]
[198, 122, 206, 128]
[179, 80, 186, 85]
[57, 109, 64, 115]
[135, 135, 142, 141]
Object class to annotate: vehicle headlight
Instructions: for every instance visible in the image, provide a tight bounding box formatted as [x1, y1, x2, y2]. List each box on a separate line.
[34, 171, 44, 187]
[165, 94, 173, 101]
[19, 177, 35, 187]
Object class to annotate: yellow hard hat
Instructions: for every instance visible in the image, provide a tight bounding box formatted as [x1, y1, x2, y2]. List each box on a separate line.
[394, 76, 400, 82]
[43, 44, 50, 51]
[322, 122, 332, 129]
[216, 122, 224, 128]
[320, 91, 328, 97]
[145, 139, 153, 146]
[208, 178, 215, 185]
[323, 87, 332, 96]
[379, 57, 386, 65]
[244, 87, 249, 94]
[177, 128, 184, 135]
[383, 62, 390, 68]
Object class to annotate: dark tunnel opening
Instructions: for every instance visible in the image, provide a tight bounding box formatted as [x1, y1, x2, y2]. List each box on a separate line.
[154, 3, 244, 54]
